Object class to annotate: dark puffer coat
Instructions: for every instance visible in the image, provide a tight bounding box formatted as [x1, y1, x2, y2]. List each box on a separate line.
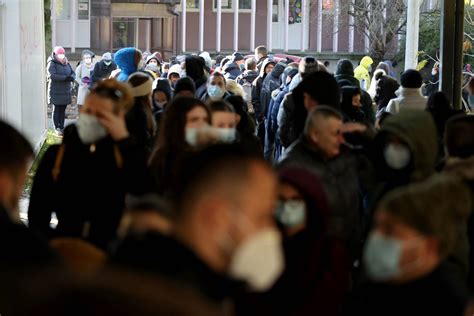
[47, 55, 75, 105]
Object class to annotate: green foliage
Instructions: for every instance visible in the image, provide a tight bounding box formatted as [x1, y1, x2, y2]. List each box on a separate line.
[44, 0, 52, 54]
[24, 129, 62, 196]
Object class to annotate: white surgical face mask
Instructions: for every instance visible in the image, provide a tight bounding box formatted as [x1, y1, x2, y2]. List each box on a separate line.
[76, 113, 108, 144]
[363, 232, 423, 282]
[57, 54, 65, 60]
[363, 233, 402, 281]
[156, 101, 167, 108]
[275, 200, 306, 227]
[84, 56, 92, 65]
[383, 143, 411, 170]
[104, 60, 112, 66]
[216, 128, 236, 143]
[185, 127, 199, 146]
[208, 85, 225, 100]
[228, 228, 284, 291]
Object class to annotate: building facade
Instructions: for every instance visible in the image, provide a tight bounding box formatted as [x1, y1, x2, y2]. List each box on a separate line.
[52, 0, 414, 57]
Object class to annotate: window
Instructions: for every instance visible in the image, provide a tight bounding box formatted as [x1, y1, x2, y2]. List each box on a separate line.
[187, 0, 199, 9]
[272, 0, 278, 22]
[77, 0, 89, 20]
[55, 0, 71, 20]
[213, 0, 252, 11]
[289, 0, 302, 24]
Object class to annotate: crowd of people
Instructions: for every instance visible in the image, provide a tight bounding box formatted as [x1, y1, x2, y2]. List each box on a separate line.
[1, 44, 474, 315]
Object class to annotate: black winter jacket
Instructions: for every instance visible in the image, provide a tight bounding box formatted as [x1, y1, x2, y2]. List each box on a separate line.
[91, 60, 117, 87]
[47, 55, 75, 105]
[28, 125, 150, 250]
[260, 63, 286, 118]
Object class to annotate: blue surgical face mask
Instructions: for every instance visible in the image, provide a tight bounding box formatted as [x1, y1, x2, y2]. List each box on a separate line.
[208, 85, 225, 100]
[216, 128, 237, 143]
[185, 127, 199, 146]
[363, 233, 402, 281]
[275, 200, 306, 227]
[240, 63, 245, 71]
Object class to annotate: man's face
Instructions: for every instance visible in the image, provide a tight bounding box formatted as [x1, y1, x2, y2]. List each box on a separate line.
[210, 76, 226, 91]
[224, 163, 278, 247]
[309, 117, 345, 159]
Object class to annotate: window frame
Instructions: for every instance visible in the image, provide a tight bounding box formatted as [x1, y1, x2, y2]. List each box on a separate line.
[211, 0, 252, 13]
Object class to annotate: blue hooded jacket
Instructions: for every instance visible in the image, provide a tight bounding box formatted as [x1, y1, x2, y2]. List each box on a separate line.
[114, 47, 139, 82]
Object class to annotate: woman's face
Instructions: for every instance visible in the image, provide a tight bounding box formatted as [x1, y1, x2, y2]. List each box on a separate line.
[153, 91, 168, 104]
[211, 111, 237, 129]
[186, 106, 209, 129]
[81, 93, 116, 117]
[277, 182, 307, 236]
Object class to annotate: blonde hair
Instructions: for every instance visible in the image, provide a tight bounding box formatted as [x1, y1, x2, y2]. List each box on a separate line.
[226, 80, 245, 98]
[90, 79, 134, 113]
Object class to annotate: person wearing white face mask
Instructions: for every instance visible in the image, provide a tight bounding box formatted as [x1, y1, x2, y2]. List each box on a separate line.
[28, 79, 151, 250]
[114, 144, 284, 309]
[47, 46, 76, 135]
[349, 175, 471, 316]
[75, 50, 96, 109]
[209, 100, 239, 144]
[91, 52, 117, 87]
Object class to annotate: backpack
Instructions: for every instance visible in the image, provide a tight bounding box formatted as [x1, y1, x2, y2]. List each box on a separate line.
[241, 80, 254, 114]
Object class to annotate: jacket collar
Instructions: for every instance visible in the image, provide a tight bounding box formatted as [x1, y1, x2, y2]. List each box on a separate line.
[396, 87, 423, 97]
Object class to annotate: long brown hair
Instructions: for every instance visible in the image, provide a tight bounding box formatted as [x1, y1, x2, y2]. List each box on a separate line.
[149, 97, 211, 194]
[128, 73, 155, 136]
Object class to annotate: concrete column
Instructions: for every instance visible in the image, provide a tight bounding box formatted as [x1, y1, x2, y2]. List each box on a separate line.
[266, 0, 272, 51]
[199, 0, 204, 51]
[250, 0, 256, 51]
[181, 0, 186, 52]
[349, 1, 354, 53]
[317, 0, 322, 52]
[52, 0, 56, 49]
[71, 0, 76, 52]
[233, 0, 239, 51]
[284, 0, 289, 51]
[301, 0, 306, 51]
[332, 0, 339, 52]
[217, 0, 222, 52]
[405, 0, 421, 70]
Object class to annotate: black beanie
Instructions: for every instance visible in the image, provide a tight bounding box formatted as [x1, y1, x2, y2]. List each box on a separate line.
[400, 69, 423, 88]
[152, 78, 172, 101]
[174, 77, 196, 96]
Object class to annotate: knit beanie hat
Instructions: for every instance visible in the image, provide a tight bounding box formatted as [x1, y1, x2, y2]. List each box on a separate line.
[232, 52, 245, 63]
[200, 51, 213, 69]
[102, 52, 113, 61]
[53, 46, 65, 55]
[168, 64, 182, 77]
[400, 69, 423, 88]
[174, 77, 196, 96]
[299, 56, 320, 77]
[335, 59, 354, 76]
[128, 72, 153, 97]
[152, 78, 172, 101]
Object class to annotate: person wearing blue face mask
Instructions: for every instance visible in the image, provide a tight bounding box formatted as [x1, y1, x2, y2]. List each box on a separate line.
[348, 174, 471, 316]
[202, 72, 232, 103]
[249, 167, 350, 315]
[209, 100, 239, 144]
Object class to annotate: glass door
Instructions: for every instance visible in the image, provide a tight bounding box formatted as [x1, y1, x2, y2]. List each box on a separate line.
[112, 18, 136, 51]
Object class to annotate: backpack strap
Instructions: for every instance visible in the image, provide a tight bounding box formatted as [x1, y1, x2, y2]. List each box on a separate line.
[51, 144, 66, 183]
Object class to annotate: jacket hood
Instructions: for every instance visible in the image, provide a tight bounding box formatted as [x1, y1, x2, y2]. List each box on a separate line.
[379, 109, 437, 181]
[270, 62, 287, 79]
[278, 168, 330, 235]
[114, 47, 138, 75]
[335, 74, 359, 87]
[259, 58, 276, 78]
[360, 56, 374, 69]
[223, 62, 240, 73]
[444, 156, 474, 180]
[335, 59, 354, 76]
